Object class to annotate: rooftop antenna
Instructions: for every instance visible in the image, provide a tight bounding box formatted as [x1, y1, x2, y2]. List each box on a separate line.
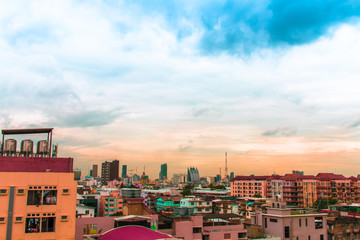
[225, 152, 228, 177]
[220, 167, 222, 178]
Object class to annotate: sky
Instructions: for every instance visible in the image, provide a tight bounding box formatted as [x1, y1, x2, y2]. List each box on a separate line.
[1, 0, 360, 179]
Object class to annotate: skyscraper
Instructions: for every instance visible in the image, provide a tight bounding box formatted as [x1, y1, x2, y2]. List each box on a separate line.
[122, 165, 127, 178]
[159, 163, 167, 180]
[92, 164, 98, 178]
[101, 160, 119, 184]
[187, 167, 200, 183]
[110, 160, 119, 181]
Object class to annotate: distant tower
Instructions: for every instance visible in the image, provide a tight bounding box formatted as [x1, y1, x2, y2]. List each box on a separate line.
[225, 152, 228, 177]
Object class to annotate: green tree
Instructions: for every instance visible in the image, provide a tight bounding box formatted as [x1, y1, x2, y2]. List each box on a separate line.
[181, 189, 192, 196]
[313, 198, 338, 210]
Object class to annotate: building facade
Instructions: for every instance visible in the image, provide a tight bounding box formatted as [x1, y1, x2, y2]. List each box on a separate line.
[0, 156, 77, 239]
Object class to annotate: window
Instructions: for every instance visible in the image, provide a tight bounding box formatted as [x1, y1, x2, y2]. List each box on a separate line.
[308, 236, 311, 240]
[61, 216, 68, 221]
[315, 217, 323, 229]
[320, 235, 324, 240]
[305, 218, 308, 227]
[0, 217, 5, 223]
[43, 190, 57, 205]
[270, 218, 278, 223]
[15, 217, 22, 222]
[17, 189, 24, 194]
[85, 210, 89, 215]
[25, 218, 40, 233]
[62, 189, 69, 194]
[265, 218, 267, 228]
[193, 227, 202, 233]
[299, 219, 302, 227]
[224, 233, 231, 239]
[238, 232, 247, 238]
[0, 189, 7, 194]
[285, 226, 290, 238]
[41, 217, 55, 232]
[27, 190, 42, 205]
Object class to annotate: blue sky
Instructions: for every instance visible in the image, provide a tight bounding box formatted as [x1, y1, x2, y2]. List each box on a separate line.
[1, 0, 360, 178]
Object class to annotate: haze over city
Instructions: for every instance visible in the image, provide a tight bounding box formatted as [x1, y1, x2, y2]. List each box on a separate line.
[1, 0, 360, 178]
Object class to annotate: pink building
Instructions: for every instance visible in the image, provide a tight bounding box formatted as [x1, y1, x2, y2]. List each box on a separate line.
[231, 176, 269, 198]
[253, 207, 327, 240]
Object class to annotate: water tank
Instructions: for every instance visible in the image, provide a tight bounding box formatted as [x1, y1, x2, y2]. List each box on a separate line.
[37, 140, 49, 155]
[4, 139, 17, 154]
[21, 139, 34, 154]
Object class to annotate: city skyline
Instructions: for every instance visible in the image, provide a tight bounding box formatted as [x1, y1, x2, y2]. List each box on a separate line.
[1, 1, 360, 178]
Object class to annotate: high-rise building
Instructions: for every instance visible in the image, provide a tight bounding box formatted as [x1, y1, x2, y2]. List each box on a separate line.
[159, 163, 167, 180]
[187, 167, 200, 183]
[101, 160, 119, 184]
[122, 165, 127, 178]
[230, 172, 235, 180]
[110, 160, 119, 181]
[74, 168, 81, 180]
[92, 164, 98, 178]
[0, 128, 76, 239]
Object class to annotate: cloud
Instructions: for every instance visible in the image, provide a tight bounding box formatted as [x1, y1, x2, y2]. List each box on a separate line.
[178, 140, 193, 152]
[48, 109, 120, 128]
[345, 116, 360, 128]
[197, 0, 360, 54]
[262, 127, 297, 137]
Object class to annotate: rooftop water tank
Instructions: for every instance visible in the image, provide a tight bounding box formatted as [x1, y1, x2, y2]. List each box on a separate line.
[4, 139, 17, 154]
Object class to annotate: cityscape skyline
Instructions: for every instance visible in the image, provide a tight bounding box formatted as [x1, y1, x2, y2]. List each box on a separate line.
[1, 1, 360, 178]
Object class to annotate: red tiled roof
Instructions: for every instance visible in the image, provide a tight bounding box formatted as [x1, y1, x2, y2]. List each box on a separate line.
[280, 174, 301, 181]
[316, 173, 347, 180]
[100, 226, 175, 240]
[231, 176, 270, 181]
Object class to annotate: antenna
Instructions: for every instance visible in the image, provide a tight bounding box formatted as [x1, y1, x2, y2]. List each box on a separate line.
[225, 152, 228, 177]
[220, 167, 221, 178]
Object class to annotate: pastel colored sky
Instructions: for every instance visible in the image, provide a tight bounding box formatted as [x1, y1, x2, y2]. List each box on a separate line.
[1, 0, 360, 179]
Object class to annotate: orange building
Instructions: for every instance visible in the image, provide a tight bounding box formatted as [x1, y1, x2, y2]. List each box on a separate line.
[99, 191, 123, 217]
[0, 156, 77, 239]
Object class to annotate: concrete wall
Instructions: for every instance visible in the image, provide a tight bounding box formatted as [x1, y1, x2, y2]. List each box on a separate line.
[0, 172, 77, 239]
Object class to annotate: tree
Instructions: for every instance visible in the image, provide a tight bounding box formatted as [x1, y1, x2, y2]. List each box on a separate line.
[313, 198, 338, 210]
[253, 194, 262, 198]
[181, 189, 192, 196]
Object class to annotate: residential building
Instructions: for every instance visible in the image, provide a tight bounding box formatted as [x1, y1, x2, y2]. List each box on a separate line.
[327, 216, 360, 240]
[231, 176, 268, 198]
[180, 198, 212, 214]
[0, 155, 76, 239]
[156, 196, 182, 211]
[253, 205, 327, 240]
[99, 191, 122, 216]
[101, 160, 119, 184]
[76, 204, 96, 218]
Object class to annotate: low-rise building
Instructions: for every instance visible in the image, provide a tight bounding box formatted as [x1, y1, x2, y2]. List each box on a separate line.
[253, 207, 327, 240]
